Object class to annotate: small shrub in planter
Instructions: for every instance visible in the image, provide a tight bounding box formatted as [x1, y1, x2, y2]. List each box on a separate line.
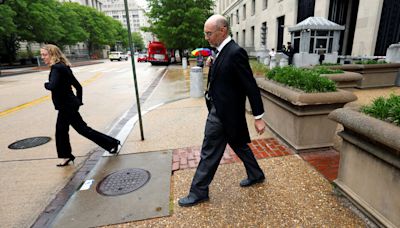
[313, 66, 344, 74]
[360, 94, 400, 126]
[354, 59, 387, 64]
[312, 66, 361, 88]
[258, 66, 356, 150]
[326, 59, 399, 88]
[329, 95, 400, 227]
[266, 66, 337, 93]
[320, 63, 341, 66]
[250, 59, 269, 76]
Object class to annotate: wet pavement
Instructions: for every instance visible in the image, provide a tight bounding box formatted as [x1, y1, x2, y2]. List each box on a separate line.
[3, 62, 400, 227]
[98, 65, 399, 227]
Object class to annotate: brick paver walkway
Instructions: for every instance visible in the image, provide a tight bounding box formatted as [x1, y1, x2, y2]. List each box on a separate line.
[299, 148, 340, 181]
[172, 138, 341, 182]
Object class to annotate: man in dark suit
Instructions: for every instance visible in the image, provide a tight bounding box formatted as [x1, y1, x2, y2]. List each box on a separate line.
[285, 42, 295, 65]
[178, 15, 266, 207]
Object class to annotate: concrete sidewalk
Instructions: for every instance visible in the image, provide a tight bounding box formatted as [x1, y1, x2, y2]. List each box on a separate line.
[104, 98, 364, 227]
[99, 65, 400, 227]
[29, 64, 399, 227]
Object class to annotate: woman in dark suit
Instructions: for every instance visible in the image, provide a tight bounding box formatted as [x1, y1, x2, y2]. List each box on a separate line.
[40, 44, 120, 167]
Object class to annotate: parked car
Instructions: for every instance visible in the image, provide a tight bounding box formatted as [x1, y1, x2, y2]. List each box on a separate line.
[109, 51, 128, 61]
[137, 53, 148, 62]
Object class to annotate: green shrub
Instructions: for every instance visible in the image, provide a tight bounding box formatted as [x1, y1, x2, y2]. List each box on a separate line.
[361, 94, 400, 126]
[313, 66, 344, 74]
[355, 59, 387, 64]
[266, 66, 337, 93]
[319, 63, 341, 66]
[17, 51, 29, 59]
[250, 59, 269, 76]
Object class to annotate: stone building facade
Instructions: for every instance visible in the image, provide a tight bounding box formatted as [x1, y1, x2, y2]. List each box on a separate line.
[60, 0, 104, 10]
[215, 0, 400, 58]
[102, 0, 152, 47]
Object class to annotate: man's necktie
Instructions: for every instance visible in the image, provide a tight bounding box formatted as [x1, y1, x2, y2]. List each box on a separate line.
[214, 49, 219, 57]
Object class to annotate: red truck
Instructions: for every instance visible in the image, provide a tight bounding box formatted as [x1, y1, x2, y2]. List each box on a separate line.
[147, 41, 169, 65]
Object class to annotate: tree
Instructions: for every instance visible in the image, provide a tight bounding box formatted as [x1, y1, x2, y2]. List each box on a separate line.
[57, 3, 88, 46]
[0, 4, 17, 63]
[144, 0, 214, 51]
[105, 17, 129, 51]
[131, 32, 145, 51]
[3, 0, 67, 62]
[65, 3, 115, 55]
[0, 4, 15, 37]
[8, 0, 64, 44]
[1, 0, 131, 63]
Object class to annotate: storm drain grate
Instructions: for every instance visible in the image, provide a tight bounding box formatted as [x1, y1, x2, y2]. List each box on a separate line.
[8, 136, 51, 149]
[97, 168, 151, 196]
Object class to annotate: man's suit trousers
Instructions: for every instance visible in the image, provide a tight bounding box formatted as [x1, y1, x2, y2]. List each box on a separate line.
[189, 104, 265, 198]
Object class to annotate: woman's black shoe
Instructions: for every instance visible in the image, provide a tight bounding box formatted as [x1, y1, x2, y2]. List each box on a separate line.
[57, 155, 75, 167]
[109, 140, 121, 155]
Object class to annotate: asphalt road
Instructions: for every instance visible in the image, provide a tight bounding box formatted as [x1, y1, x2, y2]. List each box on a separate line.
[0, 58, 166, 228]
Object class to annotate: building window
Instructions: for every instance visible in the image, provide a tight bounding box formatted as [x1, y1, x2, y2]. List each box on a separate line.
[261, 22, 267, 45]
[236, 9, 240, 24]
[251, 26, 255, 47]
[243, 4, 246, 20]
[263, 0, 268, 9]
[230, 13, 234, 25]
[297, 0, 315, 23]
[236, 32, 239, 43]
[307, 29, 335, 54]
[251, 0, 256, 15]
[242, 29, 246, 47]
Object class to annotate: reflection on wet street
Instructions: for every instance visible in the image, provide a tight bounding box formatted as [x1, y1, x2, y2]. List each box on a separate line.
[143, 64, 208, 109]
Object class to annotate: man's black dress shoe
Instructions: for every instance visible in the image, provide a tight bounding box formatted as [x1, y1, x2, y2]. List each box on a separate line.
[240, 177, 265, 187]
[178, 194, 209, 207]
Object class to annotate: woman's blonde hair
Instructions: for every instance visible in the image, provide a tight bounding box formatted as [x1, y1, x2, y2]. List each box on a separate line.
[41, 44, 71, 66]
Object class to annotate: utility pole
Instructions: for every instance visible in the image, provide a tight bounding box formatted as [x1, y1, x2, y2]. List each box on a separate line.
[123, 0, 144, 140]
[0, 0, 5, 75]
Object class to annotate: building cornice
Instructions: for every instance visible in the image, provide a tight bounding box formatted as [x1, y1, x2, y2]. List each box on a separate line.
[222, 0, 244, 16]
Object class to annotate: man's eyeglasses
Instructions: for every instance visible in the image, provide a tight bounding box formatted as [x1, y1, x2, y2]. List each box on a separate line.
[204, 31, 217, 37]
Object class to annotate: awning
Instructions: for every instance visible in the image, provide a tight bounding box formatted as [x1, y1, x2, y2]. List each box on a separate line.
[288, 17, 345, 32]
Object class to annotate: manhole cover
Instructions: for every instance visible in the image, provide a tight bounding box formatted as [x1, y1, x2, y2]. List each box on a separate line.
[8, 136, 51, 149]
[97, 168, 151, 196]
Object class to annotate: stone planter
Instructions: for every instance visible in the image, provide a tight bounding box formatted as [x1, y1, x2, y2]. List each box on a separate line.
[328, 63, 400, 88]
[256, 79, 357, 151]
[329, 108, 400, 228]
[320, 71, 362, 88]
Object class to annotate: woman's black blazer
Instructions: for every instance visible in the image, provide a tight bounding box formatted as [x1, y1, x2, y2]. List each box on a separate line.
[44, 62, 83, 110]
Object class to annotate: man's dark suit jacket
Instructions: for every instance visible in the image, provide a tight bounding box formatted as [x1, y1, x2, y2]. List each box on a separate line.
[44, 62, 83, 110]
[207, 40, 264, 145]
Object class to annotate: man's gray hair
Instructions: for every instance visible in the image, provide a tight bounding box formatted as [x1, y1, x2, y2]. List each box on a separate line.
[216, 16, 229, 30]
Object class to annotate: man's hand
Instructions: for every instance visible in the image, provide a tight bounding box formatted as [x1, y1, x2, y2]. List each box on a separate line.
[254, 119, 266, 135]
[206, 56, 214, 66]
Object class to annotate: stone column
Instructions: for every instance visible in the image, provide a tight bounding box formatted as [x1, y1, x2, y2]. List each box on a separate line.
[300, 30, 311, 53]
[333, 31, 341, 53]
